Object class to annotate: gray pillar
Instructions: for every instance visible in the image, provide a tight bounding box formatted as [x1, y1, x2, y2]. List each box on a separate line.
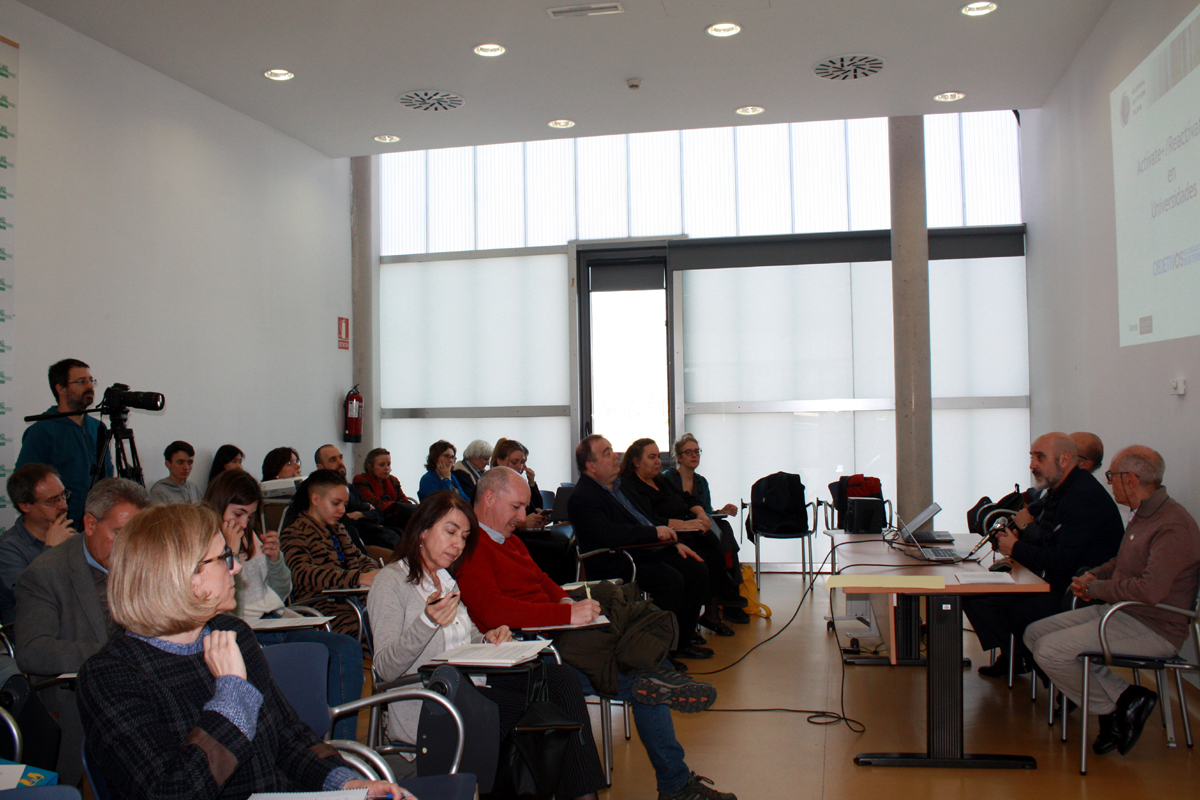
[350, 155, 381, 470]
[889, 116, 933, 525]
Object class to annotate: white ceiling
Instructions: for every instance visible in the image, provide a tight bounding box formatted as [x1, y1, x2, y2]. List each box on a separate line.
[18, 0, 1112, 158]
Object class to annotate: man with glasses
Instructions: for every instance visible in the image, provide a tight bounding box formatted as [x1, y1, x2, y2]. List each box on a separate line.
[13, 478, 149, 784]
[1025, 446, 1200, 758]
[0, 464, 76, 624]
[16, 359, 113, 526]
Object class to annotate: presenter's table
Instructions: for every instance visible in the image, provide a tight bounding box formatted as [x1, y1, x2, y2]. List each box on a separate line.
[829, 532, 1047, 770]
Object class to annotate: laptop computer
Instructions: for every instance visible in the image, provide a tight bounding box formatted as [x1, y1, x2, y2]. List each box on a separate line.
[896, 502, 954, 543]
[897, 504, 965, 562]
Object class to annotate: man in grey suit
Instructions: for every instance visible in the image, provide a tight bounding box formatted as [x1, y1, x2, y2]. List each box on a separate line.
[14, 478, 149, 785]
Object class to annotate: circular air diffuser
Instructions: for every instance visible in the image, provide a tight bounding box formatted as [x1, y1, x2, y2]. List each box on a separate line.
[813, 55, 884, 81]
[398, 90, 465, 111]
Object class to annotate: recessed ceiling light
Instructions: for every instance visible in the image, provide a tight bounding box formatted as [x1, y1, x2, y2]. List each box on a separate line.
[706, 23, 741, 37]
[736, 106, 764, 116]
[264, 69, 294, 81]
[548, 119, 576, 129]
[374, 135, 401, 143]
[474, 44, 506, 57]
[961, 2, 997, 16]
[934, 91, 965, 102]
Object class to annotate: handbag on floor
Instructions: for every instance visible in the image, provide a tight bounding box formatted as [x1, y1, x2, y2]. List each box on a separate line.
[489, 660, 582, 800]
[738, 564, 772, 618]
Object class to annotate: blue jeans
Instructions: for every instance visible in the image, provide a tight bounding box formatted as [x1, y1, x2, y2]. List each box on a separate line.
[575, 664, 690, 794]
[256, 629, 365, 740]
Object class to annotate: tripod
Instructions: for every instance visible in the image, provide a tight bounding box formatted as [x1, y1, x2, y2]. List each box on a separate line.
[91, 406, 145, 488]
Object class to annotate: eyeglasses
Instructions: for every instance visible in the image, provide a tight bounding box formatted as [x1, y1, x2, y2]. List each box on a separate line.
[196, 545, 234, 572]
[34, 490, 71, 508]
[66, 377, 97, 387]
[680, 449, 702, 457]
[1104, 471, 1128, 483]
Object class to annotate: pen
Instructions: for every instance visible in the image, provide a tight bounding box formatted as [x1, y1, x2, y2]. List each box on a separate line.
[585, 583, 591, 600]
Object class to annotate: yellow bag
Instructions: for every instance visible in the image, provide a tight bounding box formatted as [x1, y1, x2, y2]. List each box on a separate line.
[738, 564, 772, 618]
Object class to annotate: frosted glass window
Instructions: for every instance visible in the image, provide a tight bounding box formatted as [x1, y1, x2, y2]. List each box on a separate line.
[846, 117, 890, 231]
[681, 128, 737, 238]
[850, 261, 895, 399]
[962, 111, 1022, 225]
[925, 114, 965, 228]
[526, 139, 577, 247]
[792, 120, 849, 234]
[576, 135, 628, 240]
[854, 410, 898, 504]
[932, 408, 1030, 526]
[735, 124, 793, 236]
[382, 416, 573, 501]
[681, 264, 853, 403]
[427, 148, 475, 253]
[380, 151, 426, 256]
[629, 131, 683, 238]
[591, 290, 669, 451]
[929, 257, 1029, 397]
[475, 143, 525, 251]
[380, 254, 569, 408]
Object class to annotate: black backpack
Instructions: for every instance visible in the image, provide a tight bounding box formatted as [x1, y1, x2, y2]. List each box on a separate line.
[748, 472, 808, 539]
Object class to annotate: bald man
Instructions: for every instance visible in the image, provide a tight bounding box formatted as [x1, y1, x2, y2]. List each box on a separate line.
[964, 432, 1124, 679]
[1025, 446, 1200, 757]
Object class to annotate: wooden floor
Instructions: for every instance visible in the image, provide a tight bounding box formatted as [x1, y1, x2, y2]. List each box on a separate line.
[585, 572, 1200, 800]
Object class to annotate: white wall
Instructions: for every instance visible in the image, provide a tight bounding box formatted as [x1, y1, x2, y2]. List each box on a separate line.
[1, 1, 353, 521]
[1022, 0, 1200, 511]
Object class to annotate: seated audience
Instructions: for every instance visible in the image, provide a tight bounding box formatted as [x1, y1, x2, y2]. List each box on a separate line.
[664, 433, 747, 624]
[15, 478, 150, 785]
[418, 440, 468, 502]
[280, 470, 380, 642]
[1025, 446, 1200, 758]
[964, 431, 1123, 679]
[262, 447, 302, 482]
[316, 444, 401, 549]
[451, 439, 491, 501]
[203, 469, 365, 741]
[149, 440, 204, 505]
[567, 435, 711, 662]
[457, 468, 733, 800]
[76, 503, 404, 799]
[207, 444, 245, 486]
[353, 447, 418, 531]
[491, 438, 548, 528]
[619, 438, 741, 638]
[366, 491, 605, 799]
[0, 464, 75, 625]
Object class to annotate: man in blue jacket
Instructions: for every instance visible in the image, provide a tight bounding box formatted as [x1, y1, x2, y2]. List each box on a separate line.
[964, 431, 1124, 679]
[16, 359, 113, 526]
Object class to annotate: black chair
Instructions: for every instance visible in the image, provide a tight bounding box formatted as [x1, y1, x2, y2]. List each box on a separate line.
[746, 472, 818, 588]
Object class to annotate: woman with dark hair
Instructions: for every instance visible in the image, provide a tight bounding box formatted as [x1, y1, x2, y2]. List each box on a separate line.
[207, 444, 244, 486]
[490, 438, 548, 526]
[77, 504, 406, 800]
[203, 470, 365, 740]
[366, 493, 604, 800]
[262, 447, 301, 482]
[354, 447, 417, 529]
[620, 438, 742, 639]
[417, 440, 468, 502]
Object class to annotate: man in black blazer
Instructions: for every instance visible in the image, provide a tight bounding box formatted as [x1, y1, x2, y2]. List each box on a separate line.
[964, 432, 1124, 679]
[14, 478, 149, 785]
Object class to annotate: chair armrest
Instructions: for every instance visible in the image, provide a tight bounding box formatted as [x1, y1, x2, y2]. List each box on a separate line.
[330, 687, 465, 773]
[373, 672, 424, 694]
[819, 500, 835, 532]
[328, 738, 396, 783]
[1097, 599, 1198, 663]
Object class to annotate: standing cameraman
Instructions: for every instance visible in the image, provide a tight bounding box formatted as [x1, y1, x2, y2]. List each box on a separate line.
[16, 359, 113, 526]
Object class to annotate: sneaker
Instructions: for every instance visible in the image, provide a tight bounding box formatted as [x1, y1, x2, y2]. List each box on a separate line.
[632, 669, 717, 713]
[658, 772, 736, 800]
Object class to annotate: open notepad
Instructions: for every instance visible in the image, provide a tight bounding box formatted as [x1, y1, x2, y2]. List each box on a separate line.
[432, 638, 552, 667]
[250, 792, 367, 800]
[522, 614, 610, 632]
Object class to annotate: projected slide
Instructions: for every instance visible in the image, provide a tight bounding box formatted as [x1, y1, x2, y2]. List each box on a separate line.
[1111, 3, 1200, 347]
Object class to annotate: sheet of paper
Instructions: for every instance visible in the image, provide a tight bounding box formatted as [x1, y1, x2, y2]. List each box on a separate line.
[826, 574, 946, 590]
[249, 791, 367, 800]
[522, 614, 610, 632]
[955, 572, 1016, 584]
[0, 765, 26, 790]
[434, 638, 552, 666]
[249, 616, 334, 630]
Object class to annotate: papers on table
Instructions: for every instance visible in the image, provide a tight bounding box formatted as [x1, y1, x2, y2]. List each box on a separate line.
[955, 572, 1016, 585]
[826, 575, 946, 590]
[248, 616, 334, 631]
[433, 639, 551, 667]
[0, 764, 26, 790]
[522, 614, 610, 632]
[249, 791, 367, 800]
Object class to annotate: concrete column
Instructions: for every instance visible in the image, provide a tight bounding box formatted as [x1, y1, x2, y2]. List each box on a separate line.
[350, 155, 381, 470]
[889, 116, 933, 525]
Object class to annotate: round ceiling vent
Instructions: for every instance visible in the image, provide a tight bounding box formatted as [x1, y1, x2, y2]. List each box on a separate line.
[813, 55, 884, 81]
[398, 90, 465, 112]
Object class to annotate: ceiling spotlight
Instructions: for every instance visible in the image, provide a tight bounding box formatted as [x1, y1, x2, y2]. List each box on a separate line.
[961, 2, 997, 16]
[706, 23, 741, 37]
[474, 44, 506, 57]
[264, 69, 294, 81]
[736, 106, 764, 116]
[934, 91, 965, 102]
[548, 119, 576, 129]
[374, 135, 401, 143]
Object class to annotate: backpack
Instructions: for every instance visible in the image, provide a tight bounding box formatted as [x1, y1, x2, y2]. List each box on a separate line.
[828, 475, 885, 532]
[748, 472, 808, 538]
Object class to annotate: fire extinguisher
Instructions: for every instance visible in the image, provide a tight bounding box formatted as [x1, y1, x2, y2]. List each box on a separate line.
[343, 384, 364, 443]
